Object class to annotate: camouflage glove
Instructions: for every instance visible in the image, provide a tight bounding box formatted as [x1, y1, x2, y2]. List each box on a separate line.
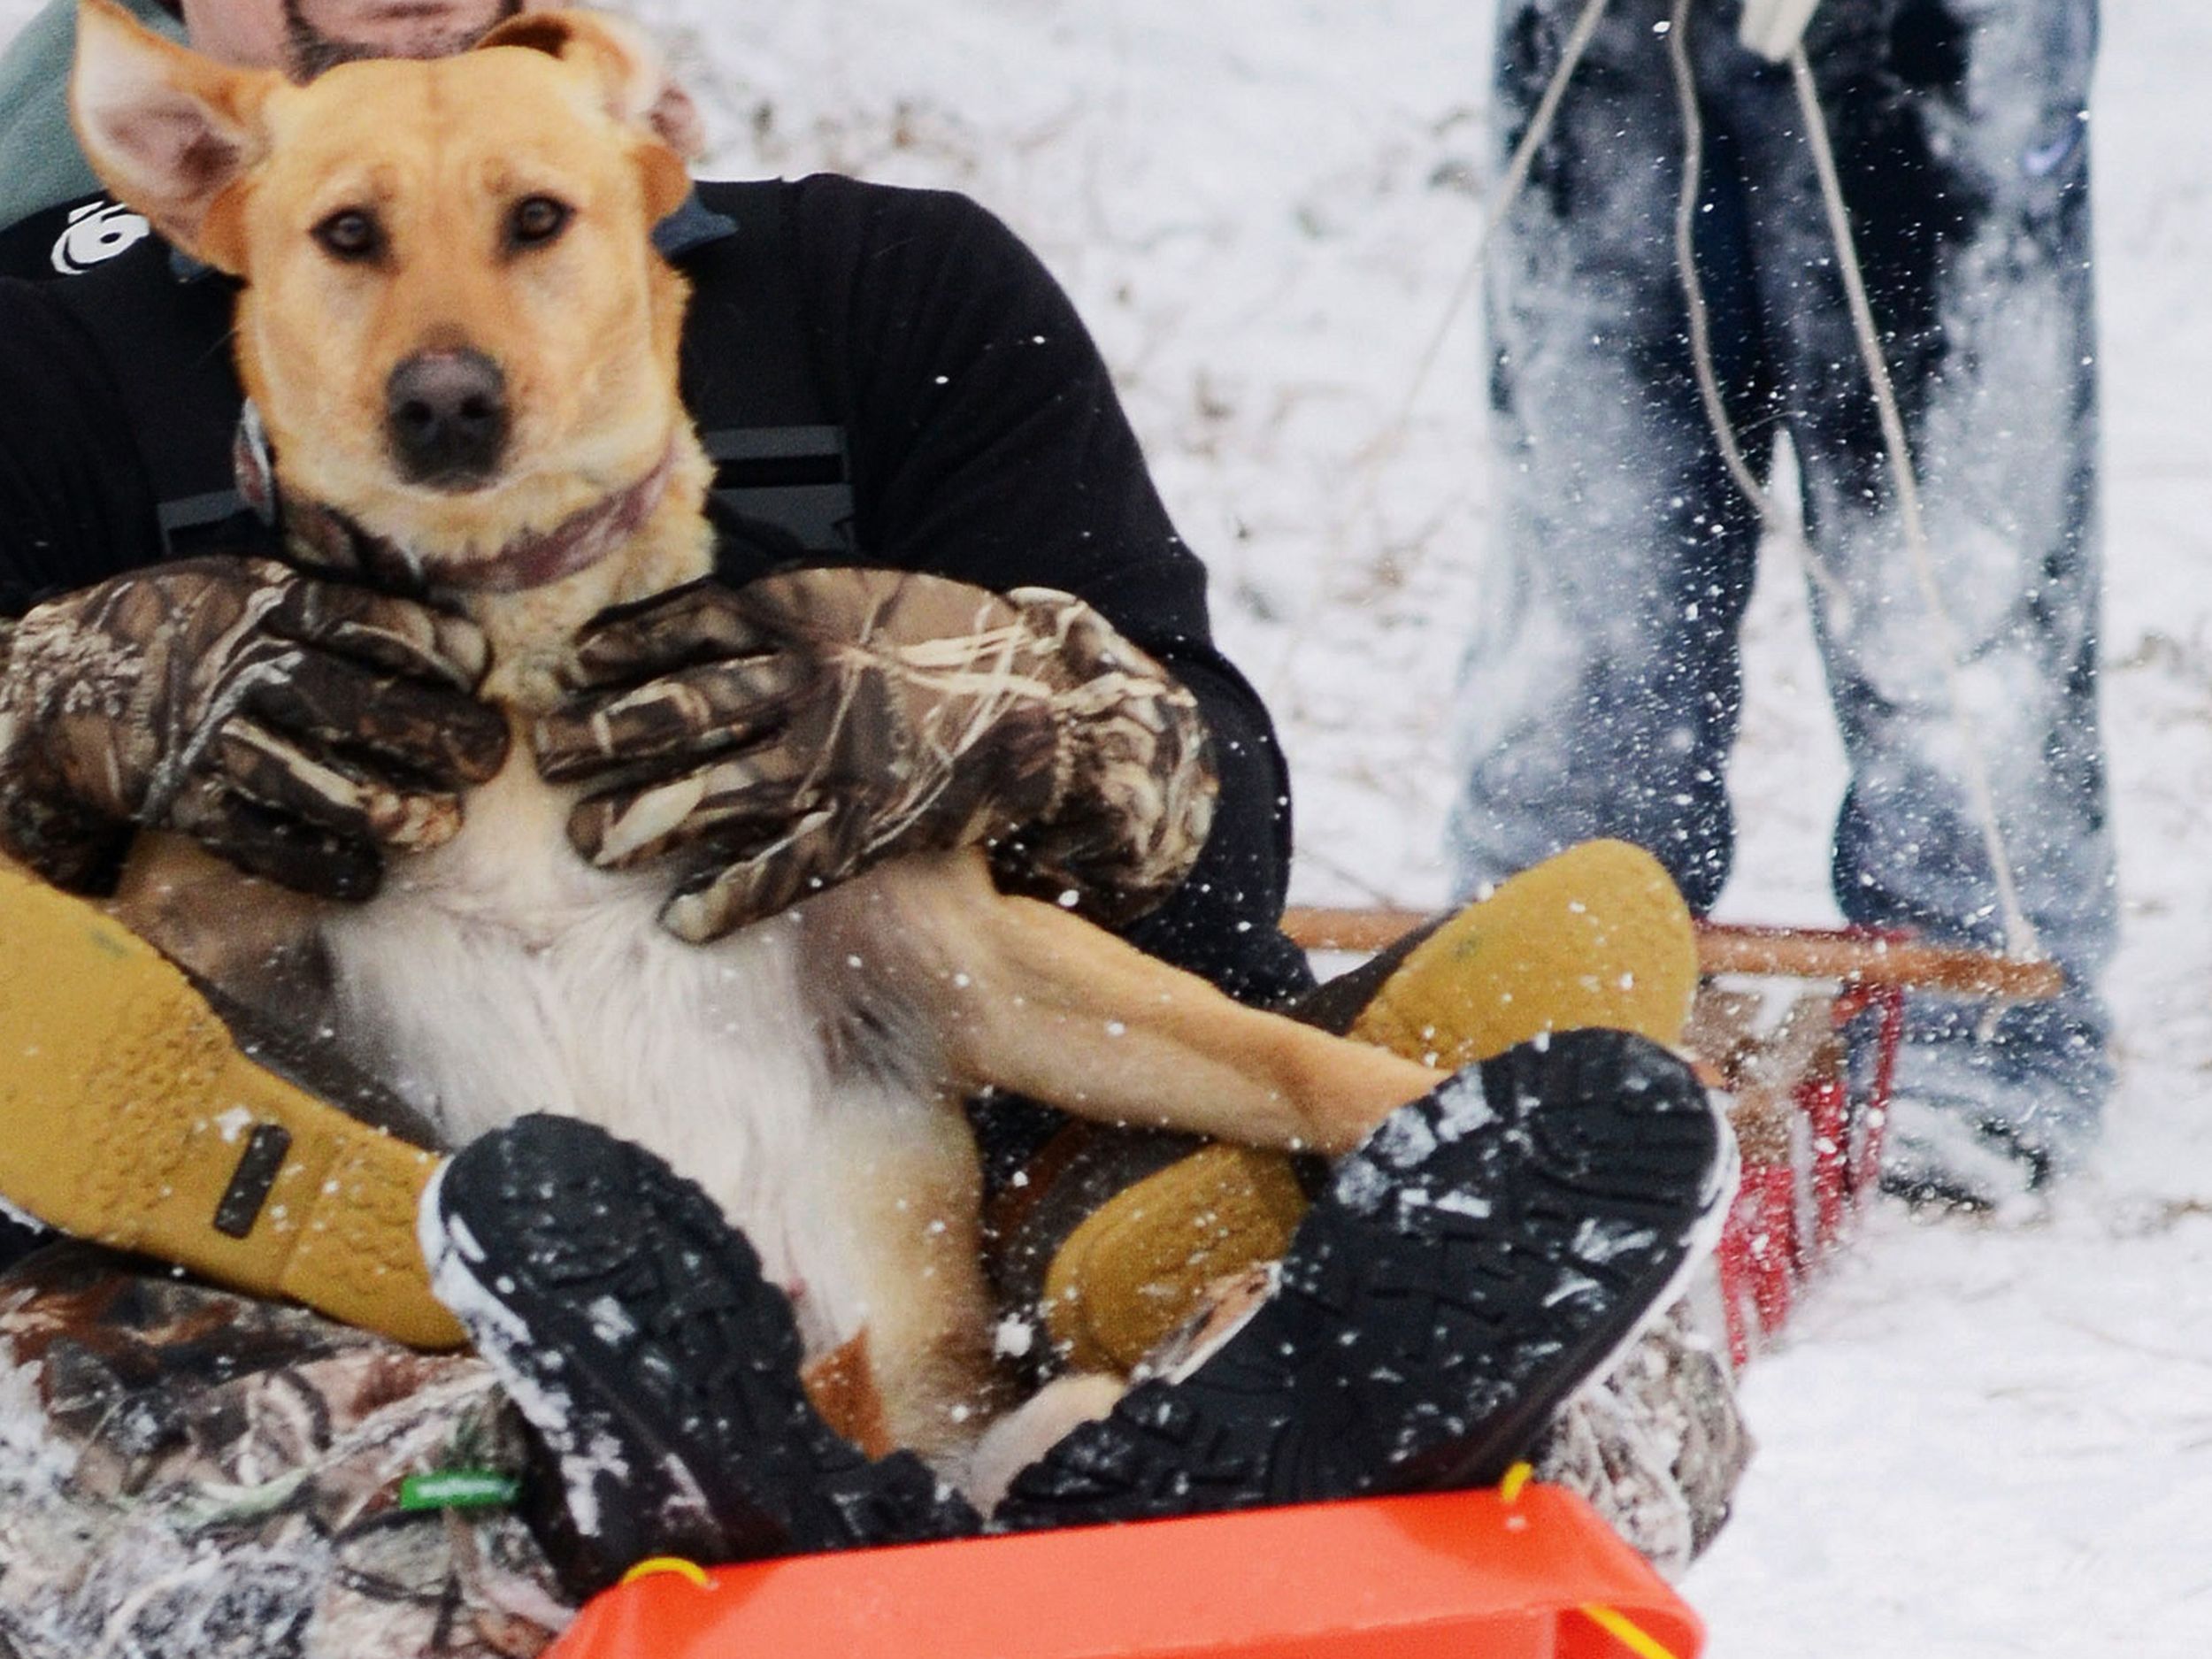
[532, 567, 1217, 942]
[0, 557, 509, 897]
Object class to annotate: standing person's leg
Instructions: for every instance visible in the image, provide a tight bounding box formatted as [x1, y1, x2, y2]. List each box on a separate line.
[1453, 0, 1770, 912]
[1738, 0, 2112, 1200]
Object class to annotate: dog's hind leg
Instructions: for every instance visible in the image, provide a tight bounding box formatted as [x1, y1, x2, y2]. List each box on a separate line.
[810, 1090, 1010, 1462]
[833, 850, 1444, 1157]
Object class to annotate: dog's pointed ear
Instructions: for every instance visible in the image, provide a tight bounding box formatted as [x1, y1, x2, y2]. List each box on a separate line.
[481, 11, 702, 223]
[69, 0, 277, 272]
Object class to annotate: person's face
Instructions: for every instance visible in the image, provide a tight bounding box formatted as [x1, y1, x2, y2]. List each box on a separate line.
[179, 0, 526, 78]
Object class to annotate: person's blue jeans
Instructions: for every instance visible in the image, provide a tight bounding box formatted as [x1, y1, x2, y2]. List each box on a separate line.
[1453, 0, 2114, 1164]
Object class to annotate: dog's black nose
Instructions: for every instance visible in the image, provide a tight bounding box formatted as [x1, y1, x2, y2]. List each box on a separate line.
[387, 349, 509, 488]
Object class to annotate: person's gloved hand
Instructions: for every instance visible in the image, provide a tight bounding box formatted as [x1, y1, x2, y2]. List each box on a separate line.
[531, 567, 1217, 942]
[1738, 0, 1819, 62]
[0, 557, 509, 896]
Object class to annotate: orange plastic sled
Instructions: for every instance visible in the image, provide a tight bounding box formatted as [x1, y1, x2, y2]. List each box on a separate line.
[542, 1481, 1702, 1659]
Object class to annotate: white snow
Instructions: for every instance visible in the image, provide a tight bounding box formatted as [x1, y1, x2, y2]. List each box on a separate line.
[3, 0, 2207, 1649]
[992, 1314, 1034, 1360]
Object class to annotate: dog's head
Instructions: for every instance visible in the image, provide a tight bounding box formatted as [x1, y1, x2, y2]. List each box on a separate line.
[72, 0, 706, 588]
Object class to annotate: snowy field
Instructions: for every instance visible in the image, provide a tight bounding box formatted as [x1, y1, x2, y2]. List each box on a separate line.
[4, 0, 2207, 1650]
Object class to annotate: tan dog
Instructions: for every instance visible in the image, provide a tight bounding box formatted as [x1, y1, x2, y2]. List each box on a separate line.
[66, 0, 1440, 1490]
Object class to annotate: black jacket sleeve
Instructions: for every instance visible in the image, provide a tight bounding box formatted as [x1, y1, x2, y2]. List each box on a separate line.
[789, 178, 1312, 1005]
[0, 275, 163, 615]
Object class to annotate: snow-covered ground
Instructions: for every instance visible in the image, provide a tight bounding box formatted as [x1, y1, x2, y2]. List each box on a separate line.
[4, 0, 2206, 1649]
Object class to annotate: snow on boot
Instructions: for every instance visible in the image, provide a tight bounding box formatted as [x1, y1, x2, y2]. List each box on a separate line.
[990, 1028, 1732, 1529]
[1879, 1093, 2049, 1217]
[421, 1114, 982, 1595]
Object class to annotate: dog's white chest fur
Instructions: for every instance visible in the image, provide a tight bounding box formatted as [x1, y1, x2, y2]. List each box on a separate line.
[318, 759, 964, 1368]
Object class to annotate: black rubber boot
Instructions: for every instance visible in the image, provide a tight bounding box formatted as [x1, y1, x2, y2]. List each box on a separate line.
[990, 1028, 1731, 1530]
[422, 1114, 981, 1595]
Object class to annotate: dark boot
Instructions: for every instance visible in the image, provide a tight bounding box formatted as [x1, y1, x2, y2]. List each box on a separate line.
[990, 1028, 1731, 1529]
[421, 1114, 981, 1595]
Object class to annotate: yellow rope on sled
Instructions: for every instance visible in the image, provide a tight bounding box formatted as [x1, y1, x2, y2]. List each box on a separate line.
[620, 1557, 711, 1589]
[1578, 1602, 1685, 1659]
[1500, 1464, 1682, 1658]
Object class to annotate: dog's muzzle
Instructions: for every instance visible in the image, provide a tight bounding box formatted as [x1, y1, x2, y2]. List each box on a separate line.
[387, 349, 509, 490]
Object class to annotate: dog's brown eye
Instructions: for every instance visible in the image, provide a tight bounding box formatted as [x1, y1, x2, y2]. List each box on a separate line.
[313, 208, 384, 263]
[508, 196, 572, 251]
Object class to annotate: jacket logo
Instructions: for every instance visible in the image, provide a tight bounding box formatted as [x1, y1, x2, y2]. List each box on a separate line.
[50, 199, 151, 275]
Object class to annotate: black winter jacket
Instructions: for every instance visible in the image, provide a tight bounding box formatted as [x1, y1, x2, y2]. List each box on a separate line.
[0, 175, 1314, 1006]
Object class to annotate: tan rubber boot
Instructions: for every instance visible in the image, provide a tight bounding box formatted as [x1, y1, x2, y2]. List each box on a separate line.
[1350, 838, 1699, 1066]
[1041, 1144, 1309, 1376]
[0, 863, 463, 1348]
[1041, 839, 1700, 1373]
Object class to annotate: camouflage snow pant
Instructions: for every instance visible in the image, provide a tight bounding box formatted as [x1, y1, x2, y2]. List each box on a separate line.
[0, 1246, 568, 1659]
